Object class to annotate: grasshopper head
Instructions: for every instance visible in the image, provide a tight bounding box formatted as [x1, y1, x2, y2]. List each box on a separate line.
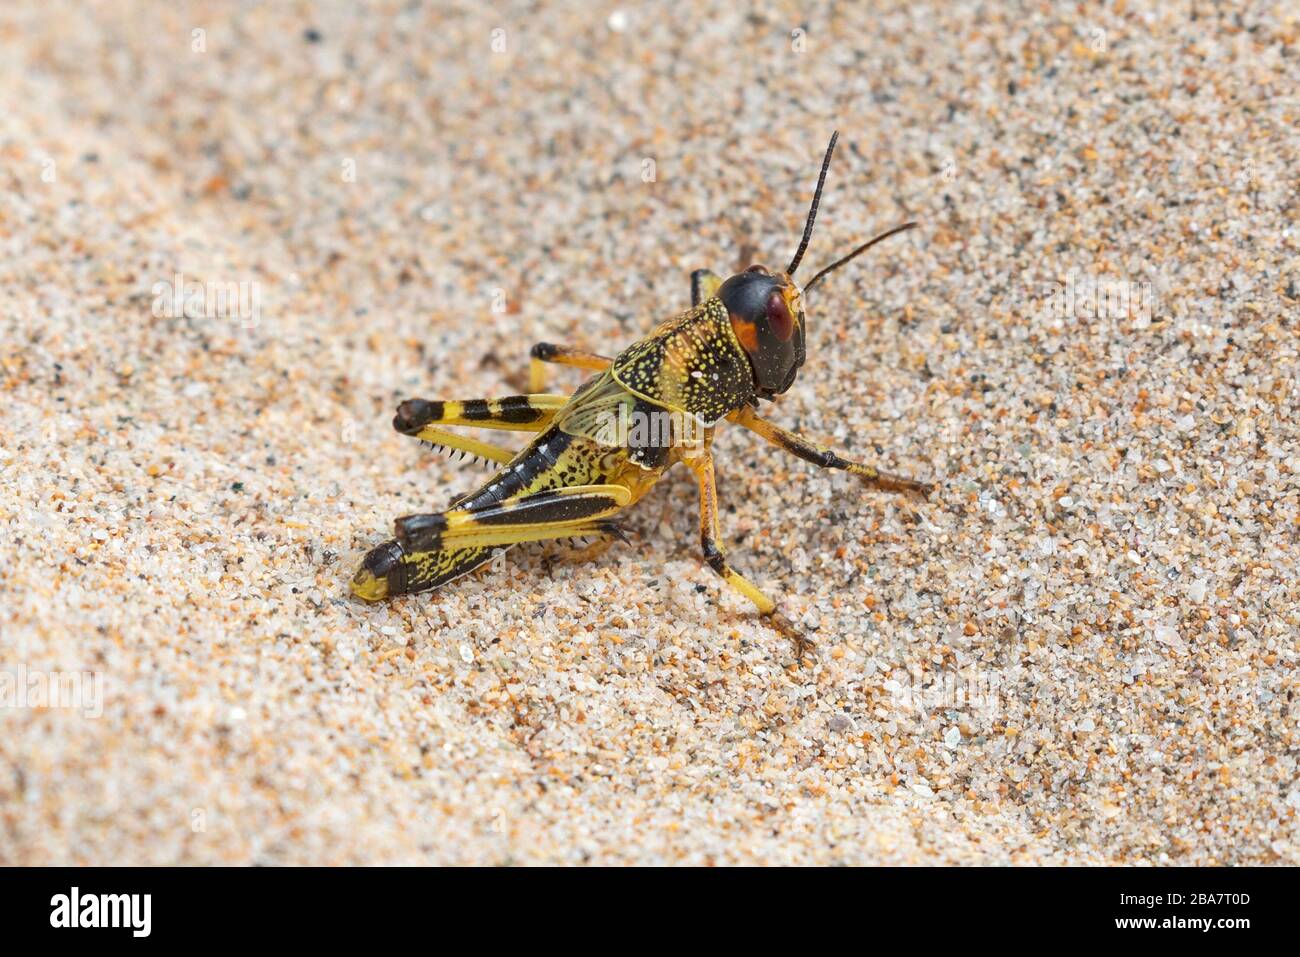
[720, 266, 806, 398]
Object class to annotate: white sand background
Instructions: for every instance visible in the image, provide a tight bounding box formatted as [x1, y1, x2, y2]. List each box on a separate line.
[1, 1, 1297, 864]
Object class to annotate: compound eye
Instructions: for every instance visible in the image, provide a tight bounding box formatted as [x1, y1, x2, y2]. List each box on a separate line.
[766, 288, 794, 341]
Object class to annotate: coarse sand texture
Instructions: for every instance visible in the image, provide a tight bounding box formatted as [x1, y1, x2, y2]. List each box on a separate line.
[1, 1, 1297, 864]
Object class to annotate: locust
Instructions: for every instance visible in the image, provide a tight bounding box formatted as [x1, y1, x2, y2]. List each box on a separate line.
[351, 132, 932, 656]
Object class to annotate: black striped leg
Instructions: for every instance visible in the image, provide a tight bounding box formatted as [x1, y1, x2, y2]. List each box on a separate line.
[391, 394, 571, 465]
[684, 452, 814, 660]
[352, 485, 632, 602]
[728, 406, 933, 497]
[691, 269, 723, 307]
[528, 343, 613, 392]
[394, 484, 632, 552]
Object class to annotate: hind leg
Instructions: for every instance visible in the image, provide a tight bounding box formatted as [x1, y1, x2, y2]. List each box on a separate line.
[390, 394, 570, 465]
[352, 485, 631, 601]
[527, 343, 613, 392]
[351, 540, 500, 601]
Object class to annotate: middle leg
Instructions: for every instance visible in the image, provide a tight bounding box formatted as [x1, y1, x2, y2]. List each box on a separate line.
[685, 452, 815, 659]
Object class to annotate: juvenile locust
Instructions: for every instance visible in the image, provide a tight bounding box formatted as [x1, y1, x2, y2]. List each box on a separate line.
[351, 132, 932, 656]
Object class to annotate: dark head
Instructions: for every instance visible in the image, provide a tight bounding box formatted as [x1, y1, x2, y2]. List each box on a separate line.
[718, 265, 806, 399]
[720, 131, 917, 400]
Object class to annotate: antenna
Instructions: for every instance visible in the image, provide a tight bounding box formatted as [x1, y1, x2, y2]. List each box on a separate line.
[802, 222, 918, 293]
[785, 131, 839, 276]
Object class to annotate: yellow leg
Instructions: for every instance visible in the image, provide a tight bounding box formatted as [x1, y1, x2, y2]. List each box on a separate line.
[394, 394, 569, 433]
[685, 452, 774, 611]
[528, 343, 612, 392]
[394, 484, 632, 551]
[351, 518, 624, 602]
[404, 519, 624, 552]
[353, 485, 632, 601]
[391, 394, 571, 465]
[685, 452, 814, 659]
[406, 426, 517, 466]
[691, 269, 723, 306]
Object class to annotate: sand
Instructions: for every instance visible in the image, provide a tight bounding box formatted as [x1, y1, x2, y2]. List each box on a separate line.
[1, 0, 1297, 865]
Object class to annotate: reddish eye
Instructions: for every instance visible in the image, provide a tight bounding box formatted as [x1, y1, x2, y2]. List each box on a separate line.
[766, 289, 794, 341]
